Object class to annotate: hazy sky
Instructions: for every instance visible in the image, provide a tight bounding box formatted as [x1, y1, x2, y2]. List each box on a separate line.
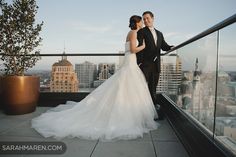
[33, 0, 236, 54]
[1, 0, 235, 71]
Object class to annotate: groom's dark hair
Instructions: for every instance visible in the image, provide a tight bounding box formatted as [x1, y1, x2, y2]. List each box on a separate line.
[142, 11, 154, 18]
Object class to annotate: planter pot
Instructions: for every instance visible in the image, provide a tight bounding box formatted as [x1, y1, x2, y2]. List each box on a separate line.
[0, 76, 2, 109]
[1, 76, 39, 115]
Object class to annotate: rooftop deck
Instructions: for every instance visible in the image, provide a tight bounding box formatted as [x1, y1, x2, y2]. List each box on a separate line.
[0, 107, 189, 157]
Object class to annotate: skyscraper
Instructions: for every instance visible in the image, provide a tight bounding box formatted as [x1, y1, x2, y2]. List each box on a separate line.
[191, 58, 214, 124]
[75, 61, 97, 88]
[157, 54, 182, 95]
[98, 63, 115, 80]
[50, 52, 78, 92]
[93, 63, 116, 88]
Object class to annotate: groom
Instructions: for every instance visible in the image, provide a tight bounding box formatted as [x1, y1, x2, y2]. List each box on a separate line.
[137, 11, 173, 120]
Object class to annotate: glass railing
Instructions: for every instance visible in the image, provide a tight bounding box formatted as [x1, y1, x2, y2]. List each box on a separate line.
[164, 14, 236, 155]
[216, 23, 236, 154]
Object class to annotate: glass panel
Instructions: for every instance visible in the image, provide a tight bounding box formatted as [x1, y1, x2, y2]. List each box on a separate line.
[216, 23, 236, 155]
[164, 32, 218, 133]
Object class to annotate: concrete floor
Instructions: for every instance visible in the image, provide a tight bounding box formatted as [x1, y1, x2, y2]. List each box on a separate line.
[0, 107, 189, 157]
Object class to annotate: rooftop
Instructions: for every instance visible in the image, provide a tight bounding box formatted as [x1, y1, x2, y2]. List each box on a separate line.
[0, 107, 189, 157]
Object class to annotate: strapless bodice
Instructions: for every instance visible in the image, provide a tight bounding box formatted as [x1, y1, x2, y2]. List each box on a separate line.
[125, 41, 131, 52]
[123, 41, 137, 66]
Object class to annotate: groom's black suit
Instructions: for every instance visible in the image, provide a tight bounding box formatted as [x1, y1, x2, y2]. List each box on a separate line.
[137, 26, 172, 118]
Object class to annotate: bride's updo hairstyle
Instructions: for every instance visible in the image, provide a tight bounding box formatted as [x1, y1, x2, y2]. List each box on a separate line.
[129, 15, 142, 30]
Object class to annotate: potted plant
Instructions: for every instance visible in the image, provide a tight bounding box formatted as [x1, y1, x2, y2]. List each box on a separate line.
[0, 0, 43, 115]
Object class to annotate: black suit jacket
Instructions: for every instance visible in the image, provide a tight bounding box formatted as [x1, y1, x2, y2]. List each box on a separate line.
[137, 26, 172, 73]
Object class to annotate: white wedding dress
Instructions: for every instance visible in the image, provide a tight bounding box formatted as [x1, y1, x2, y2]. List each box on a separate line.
[31, 41, 158, 141]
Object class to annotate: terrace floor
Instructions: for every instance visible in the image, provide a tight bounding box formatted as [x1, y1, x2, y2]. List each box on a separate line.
[0, 107, 189, 157]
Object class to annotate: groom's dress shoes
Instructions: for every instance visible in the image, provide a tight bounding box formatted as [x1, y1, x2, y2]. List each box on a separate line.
[155, 104, 164, 120]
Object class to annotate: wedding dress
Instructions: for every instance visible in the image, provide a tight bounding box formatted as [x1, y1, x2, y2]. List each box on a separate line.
[31, 41, 158, 141]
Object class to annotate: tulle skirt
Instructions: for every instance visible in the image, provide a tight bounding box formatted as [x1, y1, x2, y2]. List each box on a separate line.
[31, 52, 158, 141]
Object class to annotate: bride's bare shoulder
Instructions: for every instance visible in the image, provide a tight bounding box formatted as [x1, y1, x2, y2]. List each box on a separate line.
[126, 30, 137, 41]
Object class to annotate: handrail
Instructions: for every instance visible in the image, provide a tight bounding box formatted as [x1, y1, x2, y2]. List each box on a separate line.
[0, 53, 125, 57]
[38, 53, 125, 56]
[163, 13, 236, 55]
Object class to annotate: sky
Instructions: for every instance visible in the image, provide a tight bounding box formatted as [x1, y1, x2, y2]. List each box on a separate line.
[33, 0, 236, 54]
[2, 0, 236, 71]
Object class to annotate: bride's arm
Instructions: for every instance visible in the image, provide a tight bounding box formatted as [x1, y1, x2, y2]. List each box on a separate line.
[129, 31, 145, 54]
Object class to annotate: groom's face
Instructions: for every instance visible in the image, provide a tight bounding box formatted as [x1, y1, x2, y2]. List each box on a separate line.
[143, 14, 154, 28]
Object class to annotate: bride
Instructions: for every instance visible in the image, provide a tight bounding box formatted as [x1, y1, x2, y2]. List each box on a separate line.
[31, 15, 158, 141]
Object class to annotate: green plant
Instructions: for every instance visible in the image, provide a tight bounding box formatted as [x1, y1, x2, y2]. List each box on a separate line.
[0, 0, 43, 75]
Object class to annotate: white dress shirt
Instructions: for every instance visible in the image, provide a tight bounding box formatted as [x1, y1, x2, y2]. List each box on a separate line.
[149, 27, 158, 61]
[149, 27, 157, 45]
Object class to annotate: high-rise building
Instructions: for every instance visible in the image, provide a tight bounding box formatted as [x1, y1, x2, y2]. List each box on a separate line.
[75, 61, 97, 88]
[157, 54, 182, 95]
[50, 52, 78, 92]
[191, 58, 214, 124]
[191, 58, 202, 119]
[93, 63, 116, 87]
[98, 63, 115, 80]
